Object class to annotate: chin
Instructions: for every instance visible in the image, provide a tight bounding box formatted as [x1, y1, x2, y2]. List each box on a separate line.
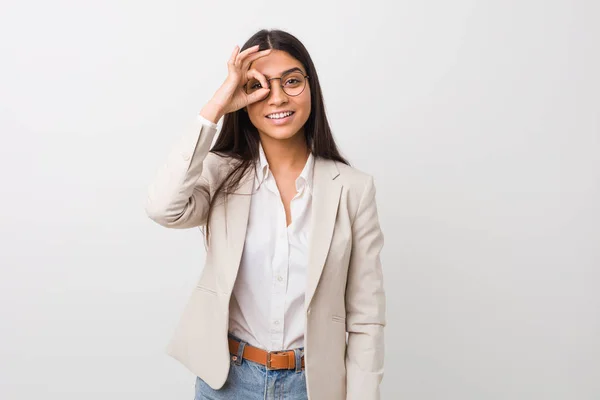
[258, 126, 302, 141]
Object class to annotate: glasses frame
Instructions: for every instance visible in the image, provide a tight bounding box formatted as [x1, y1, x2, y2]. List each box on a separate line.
[244, 72, 310, 97]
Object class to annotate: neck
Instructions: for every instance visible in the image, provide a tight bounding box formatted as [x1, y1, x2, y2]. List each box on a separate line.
[258, 131, 310, 174]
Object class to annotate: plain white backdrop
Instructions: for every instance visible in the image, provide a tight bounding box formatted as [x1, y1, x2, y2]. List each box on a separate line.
[1, 0, 598, 399]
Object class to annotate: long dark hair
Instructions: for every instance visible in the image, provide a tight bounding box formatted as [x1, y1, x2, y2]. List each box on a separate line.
[204, 29, 349, 242]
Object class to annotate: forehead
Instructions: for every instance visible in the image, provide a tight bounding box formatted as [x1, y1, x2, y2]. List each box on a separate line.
[250, 50, 306, 79]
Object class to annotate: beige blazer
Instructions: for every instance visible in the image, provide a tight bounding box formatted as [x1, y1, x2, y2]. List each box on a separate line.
[145, 117, 386, 400]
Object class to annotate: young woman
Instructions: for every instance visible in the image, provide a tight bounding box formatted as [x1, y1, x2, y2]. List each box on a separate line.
[145, 29, 386, 400]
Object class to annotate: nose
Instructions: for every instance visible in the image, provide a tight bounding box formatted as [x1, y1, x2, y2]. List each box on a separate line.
[267, 79, 288, 106]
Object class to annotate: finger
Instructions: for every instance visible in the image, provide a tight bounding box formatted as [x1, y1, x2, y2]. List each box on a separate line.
[227, 45, 240, 68]
[247, 88, 271, 105]
[235, 45, 260, 67]
[246, 69, 269, 90]
[241, 49, 272, 71]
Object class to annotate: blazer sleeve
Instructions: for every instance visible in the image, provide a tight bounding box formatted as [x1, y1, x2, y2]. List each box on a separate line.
[145, 117, 220, 229]
[345, 175, 386, 400]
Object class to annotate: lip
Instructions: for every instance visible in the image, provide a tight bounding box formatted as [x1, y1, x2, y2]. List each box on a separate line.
[265, 110, 295, 126]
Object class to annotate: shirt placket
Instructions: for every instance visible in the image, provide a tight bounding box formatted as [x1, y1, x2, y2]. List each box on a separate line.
[267, 177, 288, 350]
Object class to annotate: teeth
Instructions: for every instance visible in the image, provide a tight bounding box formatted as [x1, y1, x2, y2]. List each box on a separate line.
[267, 111, 293, 119]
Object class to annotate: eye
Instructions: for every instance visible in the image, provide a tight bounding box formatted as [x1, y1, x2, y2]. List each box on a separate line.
[285, 78, 299, 85]
[250, 82, 262, 89]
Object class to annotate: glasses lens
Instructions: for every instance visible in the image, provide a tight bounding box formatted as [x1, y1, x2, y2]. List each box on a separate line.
[245, 73, 307, 96]
[245, 78, 266, 94]
[282, 72, 306, 96]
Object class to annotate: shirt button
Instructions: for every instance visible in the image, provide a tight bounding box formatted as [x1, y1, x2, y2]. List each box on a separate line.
[277, 276, 283, 282]
[274, 320, 280, 325]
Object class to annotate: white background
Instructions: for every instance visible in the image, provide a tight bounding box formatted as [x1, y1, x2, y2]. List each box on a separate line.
[1, 0, 598, 399]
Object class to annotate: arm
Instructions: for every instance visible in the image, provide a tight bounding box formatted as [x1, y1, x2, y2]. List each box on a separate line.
[345, 176, 386, 400]
[145, 45, 273, 228]
[144, 114, 220, 229]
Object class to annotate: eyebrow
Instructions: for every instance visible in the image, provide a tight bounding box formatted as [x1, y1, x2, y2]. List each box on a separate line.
[263, 67, 304, 79]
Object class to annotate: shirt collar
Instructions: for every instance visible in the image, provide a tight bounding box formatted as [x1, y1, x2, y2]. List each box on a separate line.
[256, 142, 270, 185]
[256, 142, 315, 194]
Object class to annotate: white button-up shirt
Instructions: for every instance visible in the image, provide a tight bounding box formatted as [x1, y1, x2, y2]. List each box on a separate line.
[228, 141, 315, 351]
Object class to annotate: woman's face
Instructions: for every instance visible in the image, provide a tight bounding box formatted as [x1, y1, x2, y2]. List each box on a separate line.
[246, 50, 311, 142]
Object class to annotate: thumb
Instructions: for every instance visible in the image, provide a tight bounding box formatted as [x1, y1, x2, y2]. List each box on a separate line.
[247, 88, 270, 105]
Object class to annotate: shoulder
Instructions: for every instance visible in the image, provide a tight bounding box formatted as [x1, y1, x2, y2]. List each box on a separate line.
[202, 151, 238, 184]
[205, 150, 232, 167]
[327, 160, 382, 231]
[332, 159, 377, 197]
[334, 161, 373, 185]
[316, 157, 378, 210]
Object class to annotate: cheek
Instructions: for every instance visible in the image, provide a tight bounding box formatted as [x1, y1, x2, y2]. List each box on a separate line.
[301, 90, 311, 111]
[298, 94, 311, 119]
[247, 106, 263, 125]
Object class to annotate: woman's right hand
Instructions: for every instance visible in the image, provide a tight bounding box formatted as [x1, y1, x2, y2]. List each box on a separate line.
[200, 45, 272, 123]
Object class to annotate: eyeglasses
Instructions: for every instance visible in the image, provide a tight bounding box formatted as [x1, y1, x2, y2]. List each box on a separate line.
[244, 70, 310, 97]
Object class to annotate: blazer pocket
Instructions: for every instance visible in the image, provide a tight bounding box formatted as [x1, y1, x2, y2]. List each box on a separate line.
[195, 285, 217, 295]
[331, 315, 346, 324]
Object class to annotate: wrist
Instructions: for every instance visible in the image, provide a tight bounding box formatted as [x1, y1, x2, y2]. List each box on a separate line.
[199, 101, 224, 124]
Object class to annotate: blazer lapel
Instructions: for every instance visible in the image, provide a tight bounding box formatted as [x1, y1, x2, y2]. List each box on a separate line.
[223, 164, 254, 292]
[305, 157, 342, 309]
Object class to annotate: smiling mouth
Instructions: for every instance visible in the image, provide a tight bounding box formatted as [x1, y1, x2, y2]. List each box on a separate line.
[266, 111, 295, 119]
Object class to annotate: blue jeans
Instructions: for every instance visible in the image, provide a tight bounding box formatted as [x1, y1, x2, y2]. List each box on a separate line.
[194, 335, 308, 400]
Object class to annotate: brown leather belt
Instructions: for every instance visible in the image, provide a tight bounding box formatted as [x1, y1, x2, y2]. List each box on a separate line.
[228, 337, 305, 370]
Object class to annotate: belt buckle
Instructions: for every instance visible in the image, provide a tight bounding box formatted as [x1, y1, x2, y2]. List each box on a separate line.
[266, 350, 283, 370]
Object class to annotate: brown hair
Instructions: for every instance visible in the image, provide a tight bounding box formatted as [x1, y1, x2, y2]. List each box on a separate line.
[204, 29, 349, 242]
